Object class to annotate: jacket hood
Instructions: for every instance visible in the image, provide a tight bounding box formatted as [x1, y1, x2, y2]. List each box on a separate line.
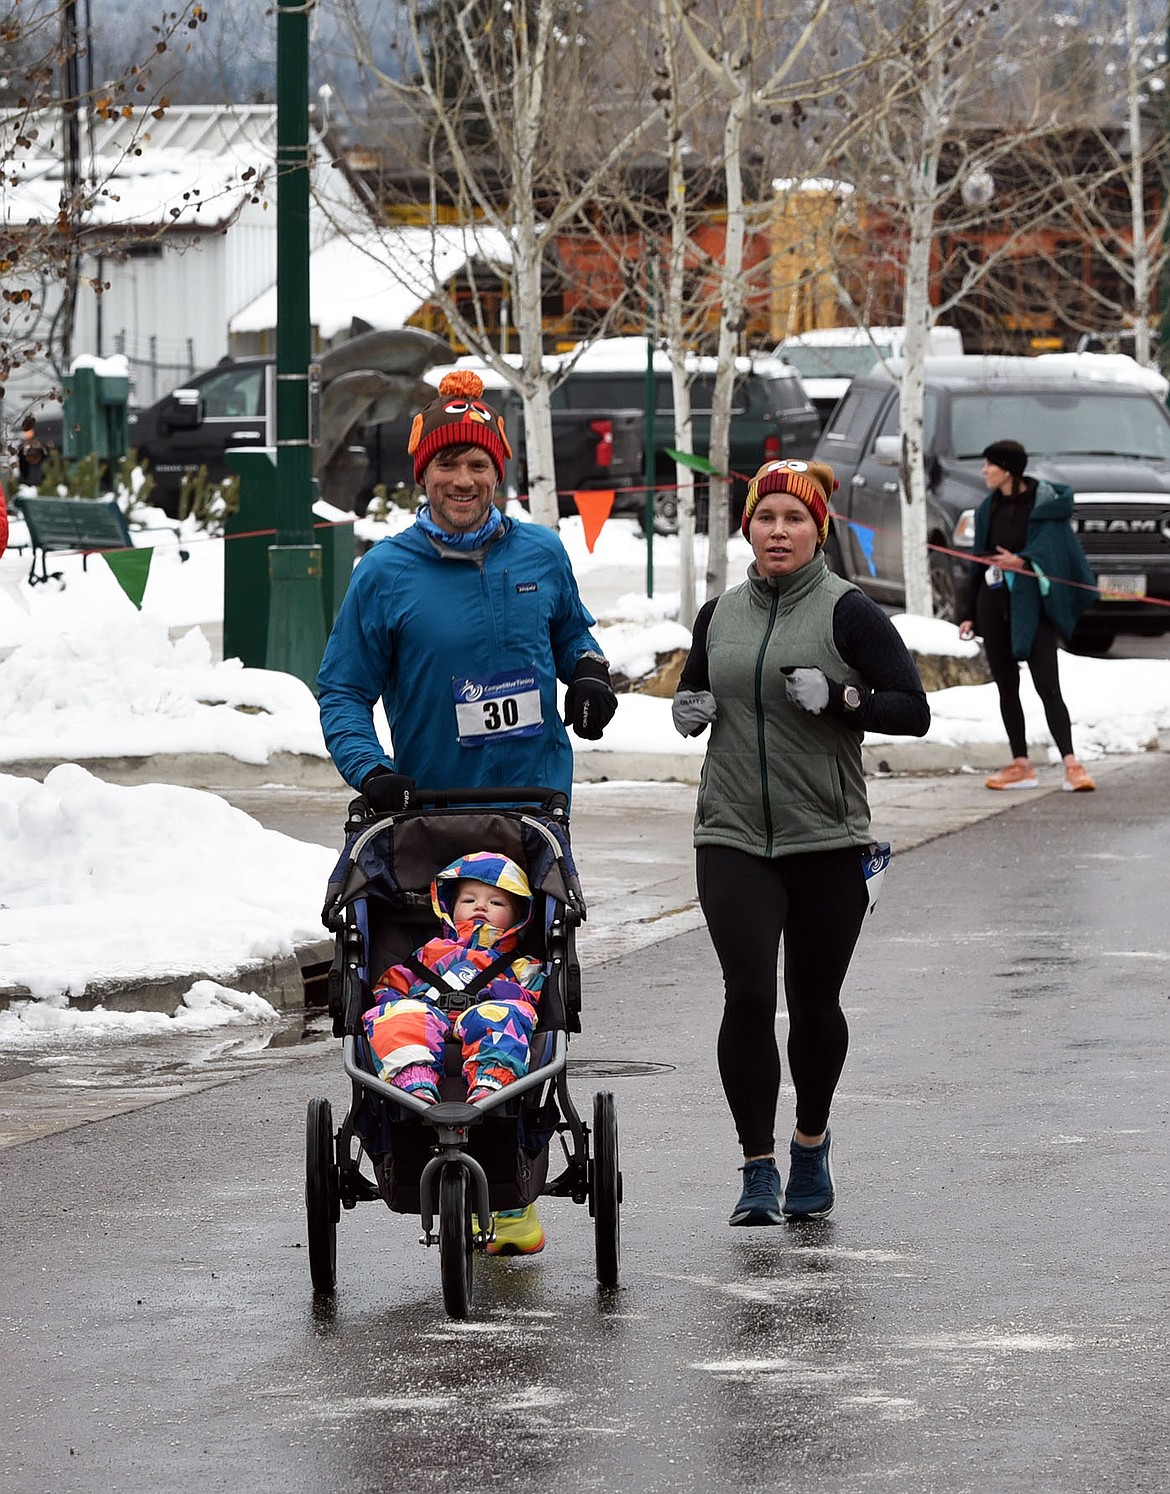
[1029, 478, 1074, 520]
[431, 851, 533, 950]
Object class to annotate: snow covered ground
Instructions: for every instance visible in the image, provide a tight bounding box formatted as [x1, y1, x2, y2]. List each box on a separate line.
[2, 500, 1169, 1039]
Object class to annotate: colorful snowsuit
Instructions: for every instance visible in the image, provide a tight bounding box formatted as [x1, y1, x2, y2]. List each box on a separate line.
[362, 852, 544, 1101]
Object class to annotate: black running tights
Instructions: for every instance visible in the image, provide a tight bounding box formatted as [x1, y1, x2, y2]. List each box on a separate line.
[696, 843, 869, 1157]
[977, 589, 1074, 760]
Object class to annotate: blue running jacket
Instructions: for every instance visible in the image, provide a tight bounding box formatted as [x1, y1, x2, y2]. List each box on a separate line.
[317, 516, 604, 797]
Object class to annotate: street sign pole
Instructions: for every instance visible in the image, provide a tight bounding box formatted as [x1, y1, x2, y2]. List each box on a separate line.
[268, 0, 325, 687]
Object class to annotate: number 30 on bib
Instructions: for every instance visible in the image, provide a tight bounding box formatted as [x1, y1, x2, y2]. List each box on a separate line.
[452, 669, 543, 746]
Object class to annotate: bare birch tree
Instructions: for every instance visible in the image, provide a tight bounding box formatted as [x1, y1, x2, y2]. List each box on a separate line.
[333, 0, 659, 527]
[1021, 0, 1170, 368]
[831, 0, 1069, 617]
[656, 0, 701, 625]
[667, 0, 888, 601]
[0, 0, 210, 398]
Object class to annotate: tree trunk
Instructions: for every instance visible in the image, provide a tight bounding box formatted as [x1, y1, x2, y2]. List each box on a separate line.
[658, 0, 697, 626]
[897, 1, 943, 620]
[1125, 0, 1151, 367]
[513, 223, 559, 526]
[704, 79, 751, 602]
[899, 185, 936, 619]
[510, 2, 559, 528]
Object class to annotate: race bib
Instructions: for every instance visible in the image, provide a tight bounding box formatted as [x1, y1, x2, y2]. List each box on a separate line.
[453, 669, 543, 747]
[861, 841, 892, 914]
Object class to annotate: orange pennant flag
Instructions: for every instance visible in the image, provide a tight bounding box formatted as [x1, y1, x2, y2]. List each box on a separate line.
[572, 489, 614, 554]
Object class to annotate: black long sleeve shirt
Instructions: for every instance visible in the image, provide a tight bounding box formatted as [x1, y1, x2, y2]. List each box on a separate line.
[679, 587, 931, 738]
[960, 482, 1036, 620]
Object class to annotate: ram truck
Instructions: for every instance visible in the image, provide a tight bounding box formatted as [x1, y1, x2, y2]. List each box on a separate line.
[813, 352, 1170, 649]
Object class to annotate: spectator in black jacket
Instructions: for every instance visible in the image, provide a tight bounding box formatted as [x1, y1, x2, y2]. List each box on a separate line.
[15, 416, 48, 490]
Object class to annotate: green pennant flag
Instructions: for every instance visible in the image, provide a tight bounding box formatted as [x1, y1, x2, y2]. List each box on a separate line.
[102, 547, 154, 610]
[665, 448, 726, 478]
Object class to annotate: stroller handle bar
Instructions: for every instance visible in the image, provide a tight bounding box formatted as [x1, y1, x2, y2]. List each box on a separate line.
[389, 786, 569, 814]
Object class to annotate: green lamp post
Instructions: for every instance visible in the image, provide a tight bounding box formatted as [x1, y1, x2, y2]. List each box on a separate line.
[268, 0, 325, 686]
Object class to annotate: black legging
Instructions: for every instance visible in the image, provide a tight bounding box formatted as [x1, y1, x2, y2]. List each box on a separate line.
[696, 843, 869, 1156]
[976, 587, 1074, 760]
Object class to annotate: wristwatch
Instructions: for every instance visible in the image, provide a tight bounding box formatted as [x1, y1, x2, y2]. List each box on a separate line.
[843, 685, 863, 711]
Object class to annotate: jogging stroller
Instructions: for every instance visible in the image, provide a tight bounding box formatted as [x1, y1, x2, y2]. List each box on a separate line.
[306, 785, 621, 1318]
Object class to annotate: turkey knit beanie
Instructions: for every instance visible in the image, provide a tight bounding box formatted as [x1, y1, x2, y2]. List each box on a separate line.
[408, 369, 512, 483]
[741, 458, 838, 546]
[982, 439, 1027, 478]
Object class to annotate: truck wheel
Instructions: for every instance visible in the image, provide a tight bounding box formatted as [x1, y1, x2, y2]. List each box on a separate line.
[637, 487, 680, 537]
[929, 552, 959, 623]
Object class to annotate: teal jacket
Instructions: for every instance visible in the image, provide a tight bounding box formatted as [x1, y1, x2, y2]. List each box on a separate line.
[967, 479, 1097, 659]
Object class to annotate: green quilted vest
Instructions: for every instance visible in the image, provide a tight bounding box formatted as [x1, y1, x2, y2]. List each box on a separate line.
[695, 555, 871, 858]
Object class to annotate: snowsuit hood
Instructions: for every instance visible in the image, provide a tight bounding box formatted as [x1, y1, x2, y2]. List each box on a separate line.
[431, 852, 533, 952]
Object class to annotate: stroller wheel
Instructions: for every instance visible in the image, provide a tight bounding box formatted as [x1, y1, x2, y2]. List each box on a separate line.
[305, 1097, 339, 1295]
[439, 1163, 474, 1320]
[591, 1090, 621, 1289]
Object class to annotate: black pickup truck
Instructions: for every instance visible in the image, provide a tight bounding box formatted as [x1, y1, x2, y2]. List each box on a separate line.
[814, 354, 1170, 649]
[114, 354, 643, 519]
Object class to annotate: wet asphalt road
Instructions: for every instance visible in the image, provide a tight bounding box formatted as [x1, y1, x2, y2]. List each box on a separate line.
[2, 757, 1170, 1492]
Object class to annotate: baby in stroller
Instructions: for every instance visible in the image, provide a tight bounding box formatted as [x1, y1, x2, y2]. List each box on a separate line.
[361, 850, 549, 1255]
[311, 785, 621, 1313]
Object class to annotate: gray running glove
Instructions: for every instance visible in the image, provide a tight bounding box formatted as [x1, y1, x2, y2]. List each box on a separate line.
[782, 666, 830, 715]
[672, 689, 718, 737]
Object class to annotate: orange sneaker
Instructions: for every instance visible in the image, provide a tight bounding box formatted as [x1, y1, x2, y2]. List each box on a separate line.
[985, 760, 1038, 790]
[1063, 761, 1096, 792]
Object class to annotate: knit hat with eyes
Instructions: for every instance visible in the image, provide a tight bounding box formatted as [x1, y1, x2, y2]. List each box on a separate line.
[741, 459, 838, 546]
[408, 370, 513, 483]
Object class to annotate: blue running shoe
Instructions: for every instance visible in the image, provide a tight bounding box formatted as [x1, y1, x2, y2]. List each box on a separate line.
[729, 1157, 784, 1226]
[782, 1130, 835, 1219]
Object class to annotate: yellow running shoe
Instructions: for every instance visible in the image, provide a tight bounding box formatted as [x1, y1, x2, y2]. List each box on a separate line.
[485, 1204, 546, 1256]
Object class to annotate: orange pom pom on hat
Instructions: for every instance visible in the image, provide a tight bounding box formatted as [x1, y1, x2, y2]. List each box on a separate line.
[741, 458, 839, 546]
[408, 370, 513, 483]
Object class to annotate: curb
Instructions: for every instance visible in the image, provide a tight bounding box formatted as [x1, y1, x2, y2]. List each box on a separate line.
[0, 753, 348, 791]
[4, 733, 1169, 792]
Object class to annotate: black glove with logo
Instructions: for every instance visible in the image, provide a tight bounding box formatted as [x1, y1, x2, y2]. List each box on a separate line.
[360, 766, 416, 813]
[563, 656, 618, 741]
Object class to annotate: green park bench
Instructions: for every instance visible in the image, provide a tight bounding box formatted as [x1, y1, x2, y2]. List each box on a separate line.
[15, 495, 188, 587]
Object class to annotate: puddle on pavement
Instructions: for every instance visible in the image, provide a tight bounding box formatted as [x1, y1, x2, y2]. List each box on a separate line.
[0, 1006, 332, 1099]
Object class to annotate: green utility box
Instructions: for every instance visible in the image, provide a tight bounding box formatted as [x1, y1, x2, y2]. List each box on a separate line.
[223, 447, 354, 672]
[62, 364, 131, 460]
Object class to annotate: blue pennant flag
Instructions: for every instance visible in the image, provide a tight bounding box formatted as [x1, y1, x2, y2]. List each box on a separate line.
[847, 522, 878, 578]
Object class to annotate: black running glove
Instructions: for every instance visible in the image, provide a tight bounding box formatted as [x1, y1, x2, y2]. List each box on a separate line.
[563, 656, 618, 741]
[360, 766, 416, 812]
